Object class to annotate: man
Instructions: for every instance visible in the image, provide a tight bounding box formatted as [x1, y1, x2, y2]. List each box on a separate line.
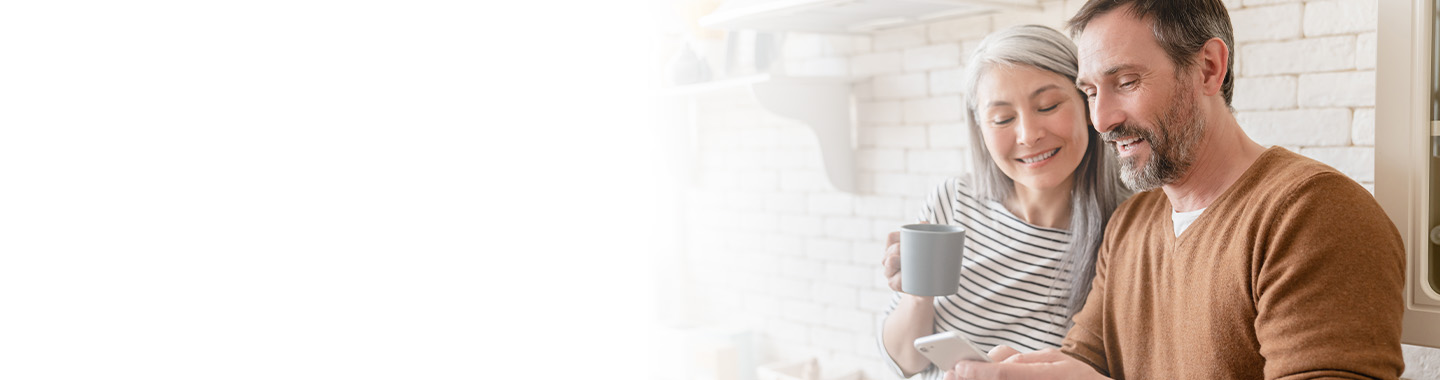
[944, 1, 1406, 379]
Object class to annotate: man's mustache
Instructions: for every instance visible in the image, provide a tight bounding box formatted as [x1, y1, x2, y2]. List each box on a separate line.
[1101, 123, 1153, 143]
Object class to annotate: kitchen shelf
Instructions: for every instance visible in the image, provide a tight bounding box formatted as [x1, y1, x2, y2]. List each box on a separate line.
[660, 74, 858, 193]
[700, 0, 1043, 34]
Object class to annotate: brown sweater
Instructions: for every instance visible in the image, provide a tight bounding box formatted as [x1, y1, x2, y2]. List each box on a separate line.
[1061, 147, 1405, 379]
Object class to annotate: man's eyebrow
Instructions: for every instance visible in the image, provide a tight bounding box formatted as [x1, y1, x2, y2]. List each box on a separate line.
[1077, 64, 1143, 88]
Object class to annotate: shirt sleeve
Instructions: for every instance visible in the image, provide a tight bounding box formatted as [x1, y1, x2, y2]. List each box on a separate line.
[875, 179, 954, 379]
[916, 178, 952, 224]
[1254, 173, 1405, 380]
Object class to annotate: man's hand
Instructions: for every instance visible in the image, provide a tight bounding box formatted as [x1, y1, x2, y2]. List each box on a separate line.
[942, 346, 1109, 380]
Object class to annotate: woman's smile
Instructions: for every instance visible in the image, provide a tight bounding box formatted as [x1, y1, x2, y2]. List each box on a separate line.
[1017, 147, 1061, 167]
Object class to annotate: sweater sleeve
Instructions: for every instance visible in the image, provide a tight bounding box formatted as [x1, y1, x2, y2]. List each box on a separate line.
[1060, 225, 1110, 377]
[1254, 173, 1405, 380]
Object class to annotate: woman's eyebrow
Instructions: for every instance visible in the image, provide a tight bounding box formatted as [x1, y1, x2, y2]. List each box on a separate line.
[986, 84, 1063, 109]
[1030, 84, 1060, 99]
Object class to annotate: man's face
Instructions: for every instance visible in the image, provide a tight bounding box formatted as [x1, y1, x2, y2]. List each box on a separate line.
[1075, 10, 1207, 191]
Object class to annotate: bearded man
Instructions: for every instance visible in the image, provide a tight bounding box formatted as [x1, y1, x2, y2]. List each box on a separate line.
[944, 1, 1407, 379]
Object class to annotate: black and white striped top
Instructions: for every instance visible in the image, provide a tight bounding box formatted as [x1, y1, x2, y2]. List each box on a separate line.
[878, 177, 1072, 380]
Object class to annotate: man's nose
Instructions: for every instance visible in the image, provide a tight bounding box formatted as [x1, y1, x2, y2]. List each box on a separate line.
[1091, 91, 1124, 134]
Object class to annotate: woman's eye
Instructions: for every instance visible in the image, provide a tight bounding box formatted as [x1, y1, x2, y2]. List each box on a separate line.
[992, 117, 1014, 126]
[1039, 104, 1058, 112]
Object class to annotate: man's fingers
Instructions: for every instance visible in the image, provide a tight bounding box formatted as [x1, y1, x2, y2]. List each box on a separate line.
[952, 361, 1007, 380]
[987, 345, 1022, 363]
[953, 361, 1046, 380]
[1002, 348, 1069, 364]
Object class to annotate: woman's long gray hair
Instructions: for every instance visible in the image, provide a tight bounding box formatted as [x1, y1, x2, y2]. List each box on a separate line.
[960, 25, 1129, 322]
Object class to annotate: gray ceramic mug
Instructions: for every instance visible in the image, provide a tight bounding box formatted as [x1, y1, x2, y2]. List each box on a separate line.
[900, 223, 967, 296]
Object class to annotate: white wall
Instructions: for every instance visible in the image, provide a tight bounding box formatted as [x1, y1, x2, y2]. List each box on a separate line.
[666, 0, 1437, 378]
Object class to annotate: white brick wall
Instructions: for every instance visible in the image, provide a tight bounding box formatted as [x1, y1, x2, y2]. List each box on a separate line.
[930, 68, 965, 95]
[1356, 32, 1377, 70]
[904, 43, 961, 72]
[1299, 146, 1374, 182]
[1233, 76, 1297, 111]
[928, 17, 990, 43]
[1303, 0, 1378, 37]
[667, 1, 1425, 379]
[929, 123, 971, 149]
[873, 73, 928, 99]
[1297, 71, 1375, 107]
[1236, 108, 1350, 146]
[858, 100, 903, 125]
[1352, 108, 1374, 146]
[873, 25, 927, 52]
[850, 51, 903, 77]
[1240, 36, 1355, 76]
[1230, 4, 1301, 43]
[903, 96, 963, 123]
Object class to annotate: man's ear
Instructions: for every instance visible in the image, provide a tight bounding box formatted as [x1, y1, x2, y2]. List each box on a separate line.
[1197, 37, 1228, 98]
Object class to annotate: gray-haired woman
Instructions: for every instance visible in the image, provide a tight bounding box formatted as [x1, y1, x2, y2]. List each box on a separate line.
[876, 24, 1129, 379]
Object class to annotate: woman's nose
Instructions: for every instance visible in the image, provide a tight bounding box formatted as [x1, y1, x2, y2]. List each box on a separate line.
[1015, 115, 1044, 146]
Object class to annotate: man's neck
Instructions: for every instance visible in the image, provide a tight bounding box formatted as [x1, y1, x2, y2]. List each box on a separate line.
[1161, 110, 1266, 212]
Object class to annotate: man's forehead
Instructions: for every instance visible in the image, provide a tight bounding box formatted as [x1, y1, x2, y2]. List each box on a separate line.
[1075, 10, 1155, 79]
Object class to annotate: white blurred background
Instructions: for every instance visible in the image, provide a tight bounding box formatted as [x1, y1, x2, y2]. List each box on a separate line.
[0, 1, 662, 378]
[3, 0, 1437, 379]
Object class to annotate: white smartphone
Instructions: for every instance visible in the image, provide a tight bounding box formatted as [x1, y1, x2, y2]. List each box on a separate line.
[913, 331, 992, 370]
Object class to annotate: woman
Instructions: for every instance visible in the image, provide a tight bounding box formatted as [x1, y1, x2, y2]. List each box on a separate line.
[876, 25, 1128, 379]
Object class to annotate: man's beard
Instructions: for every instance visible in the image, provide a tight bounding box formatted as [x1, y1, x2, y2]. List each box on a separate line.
[1102, 84, 1206, 192]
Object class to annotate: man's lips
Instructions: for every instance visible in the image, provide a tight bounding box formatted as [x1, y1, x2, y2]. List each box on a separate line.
[1112, 137, 1146, 156]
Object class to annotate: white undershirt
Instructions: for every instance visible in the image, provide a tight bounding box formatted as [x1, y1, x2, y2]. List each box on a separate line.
[1172, 208, 1206, 237]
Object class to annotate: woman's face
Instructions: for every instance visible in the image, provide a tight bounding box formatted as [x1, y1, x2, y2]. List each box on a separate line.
[974, 65, 1090, 195]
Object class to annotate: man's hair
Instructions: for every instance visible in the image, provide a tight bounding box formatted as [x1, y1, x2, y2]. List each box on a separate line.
[1067, 0, 1235, 108]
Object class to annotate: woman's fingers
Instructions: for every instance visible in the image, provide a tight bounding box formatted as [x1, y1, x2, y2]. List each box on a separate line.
[883, 248, 901, 275]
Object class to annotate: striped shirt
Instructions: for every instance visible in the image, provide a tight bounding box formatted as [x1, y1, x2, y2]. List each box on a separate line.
[878, 177, 1072, 380]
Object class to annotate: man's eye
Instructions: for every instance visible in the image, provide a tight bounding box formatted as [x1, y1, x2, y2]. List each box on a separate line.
[1120, 80, 1138, 89]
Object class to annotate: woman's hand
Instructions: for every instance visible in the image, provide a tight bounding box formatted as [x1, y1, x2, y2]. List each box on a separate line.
[883, 223, 933, 302]
[883, 230, 906, 292]
[879, 222, 940, 376]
